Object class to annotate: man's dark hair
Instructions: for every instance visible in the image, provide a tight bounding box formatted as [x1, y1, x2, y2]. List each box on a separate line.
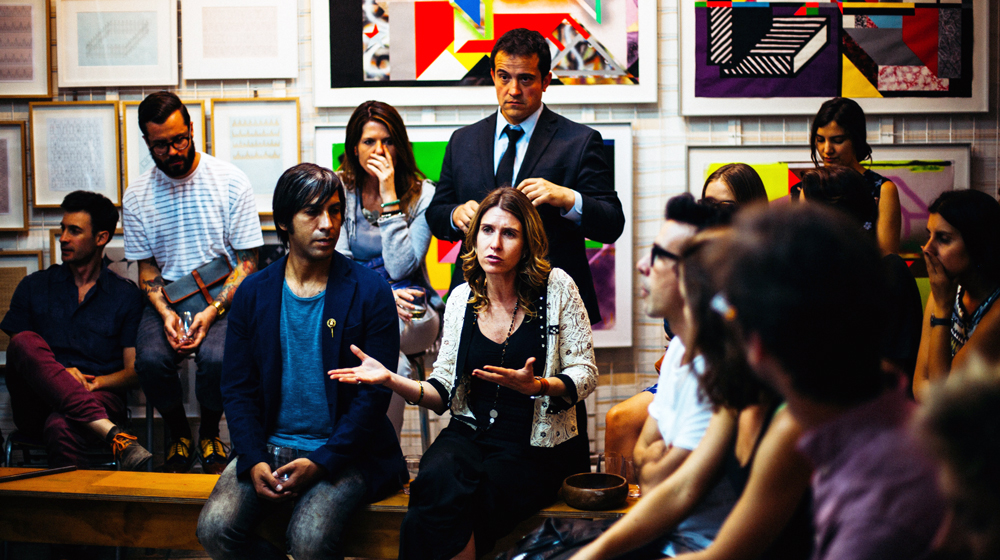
[60, 190, 119, 242]
[272, 163, 345, 247]
[490, 28, 552, 76]
[665, 193, 734, 231]
[725, 204, 887, 406]
[138, 91, 191, 136]
[793, 166, 878, 235]
[928, 190, 1000, 285]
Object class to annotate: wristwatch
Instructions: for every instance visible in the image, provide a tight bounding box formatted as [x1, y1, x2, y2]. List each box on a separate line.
[930, 314, 950, 328]
[212, 300, 226, 317]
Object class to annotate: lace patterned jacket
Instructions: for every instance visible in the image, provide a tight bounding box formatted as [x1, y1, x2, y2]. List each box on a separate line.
[427, 268, 597, 447]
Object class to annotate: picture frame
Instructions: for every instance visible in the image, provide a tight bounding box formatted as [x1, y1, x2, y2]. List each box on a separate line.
[210, 97, 301, 217]
[29, 101, 121, 208]
[679, 0, 990, 116]
[687, 143, 972, 253]
[121, 100, 206, 187]
[0, 121, 30, 231]
[315, 121, 635, 348]
[310, 0, 657, 107]
[0, 0, 52, 98]
[0, 249, 43, 365]
[181, 0, 298, 80]
[56, 0, 178, 88]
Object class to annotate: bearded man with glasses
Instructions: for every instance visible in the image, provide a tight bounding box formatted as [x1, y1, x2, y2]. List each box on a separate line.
[123, 91, 263, 474]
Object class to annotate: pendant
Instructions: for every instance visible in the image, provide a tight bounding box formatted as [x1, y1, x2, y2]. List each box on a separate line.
[489, 409, 498, 419]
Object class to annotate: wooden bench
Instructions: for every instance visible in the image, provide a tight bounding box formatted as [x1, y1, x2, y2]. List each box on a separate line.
[0, 467, 636, 557]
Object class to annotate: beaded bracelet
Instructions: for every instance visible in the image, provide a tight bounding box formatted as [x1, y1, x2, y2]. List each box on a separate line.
[406, 381, 425, 405]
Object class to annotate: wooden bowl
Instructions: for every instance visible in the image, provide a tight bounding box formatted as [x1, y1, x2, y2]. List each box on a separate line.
[561, 473, 628, 511]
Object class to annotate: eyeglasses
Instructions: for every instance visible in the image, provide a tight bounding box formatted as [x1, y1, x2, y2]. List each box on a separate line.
[148, 133, 191, 156]
[650, 243, 681, 266]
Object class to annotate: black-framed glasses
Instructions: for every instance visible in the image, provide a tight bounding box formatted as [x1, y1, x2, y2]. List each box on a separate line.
[149, 133, 191, 156]
[651, 243, 681, 266]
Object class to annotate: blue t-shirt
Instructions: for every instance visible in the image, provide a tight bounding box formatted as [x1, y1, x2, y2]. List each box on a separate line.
[267, 281, 332, 451]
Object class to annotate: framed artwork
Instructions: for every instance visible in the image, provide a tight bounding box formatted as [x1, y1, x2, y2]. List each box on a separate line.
[210, 97, 301, 217]
[687, 143, 971, 253]
[0, 0, 52, 98]
[680, 0, 989, 116]
[56, 0, 178, 88]
[30, 101, 121, 208]
[181, 0, 298, 80]
[0, 122, 29, 231]
[121, 100, 206, 187]
[259, 226, 287, 271]
[49, 228, 133, 280]
[311, 0, 657, 107]
[0, 250, 43, 365]
[315, 121, 635, 347]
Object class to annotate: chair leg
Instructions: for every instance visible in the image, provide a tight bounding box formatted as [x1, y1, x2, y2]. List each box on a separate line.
[146, 402, 155, 473]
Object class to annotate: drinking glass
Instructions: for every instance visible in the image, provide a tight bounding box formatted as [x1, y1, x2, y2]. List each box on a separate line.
[409, 288, 427, 319]
[404, 454, 421, 495]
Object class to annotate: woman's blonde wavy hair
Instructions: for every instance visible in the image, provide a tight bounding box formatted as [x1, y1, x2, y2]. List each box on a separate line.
[461, 188, 550, 318]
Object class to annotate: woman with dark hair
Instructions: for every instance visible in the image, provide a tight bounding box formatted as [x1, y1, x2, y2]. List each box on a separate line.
[336, 100, 441, 433]
[701, 163, 768, 208]
[329, 187, 597, 560]
[669, 228, 812, 560]
[811, 97, 901, 255]
[914, 190, 1000, 401]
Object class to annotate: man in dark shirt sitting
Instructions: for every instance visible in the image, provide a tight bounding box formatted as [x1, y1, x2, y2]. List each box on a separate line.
[2, 191, 151, 470]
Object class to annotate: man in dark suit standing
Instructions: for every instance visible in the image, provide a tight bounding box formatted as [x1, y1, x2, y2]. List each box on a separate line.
[197, 164, 405, 560]
[425, 28, 625, 324]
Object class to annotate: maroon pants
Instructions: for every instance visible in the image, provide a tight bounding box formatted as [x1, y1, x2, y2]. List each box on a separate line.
[5, 331, 125, 467]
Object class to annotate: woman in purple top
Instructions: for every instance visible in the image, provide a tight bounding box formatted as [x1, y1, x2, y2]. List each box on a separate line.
[914, 190, 1000, 401]
[811, 97, 901, 255]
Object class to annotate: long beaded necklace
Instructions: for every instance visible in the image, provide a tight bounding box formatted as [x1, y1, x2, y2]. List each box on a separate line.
[475, 298, 519, 428]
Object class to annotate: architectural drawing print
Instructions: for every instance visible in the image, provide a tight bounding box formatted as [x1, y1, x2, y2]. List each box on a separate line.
[202, 7, 278, 59]
[0, 138, 9, 214]
[0, 5, 33, 81]
[46, 117, 106, 192]
[77, 11, 158, 66]
[230, 116, 284, 196]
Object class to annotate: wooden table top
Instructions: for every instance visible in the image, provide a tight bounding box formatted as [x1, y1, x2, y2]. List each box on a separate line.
[0, 467, 636, 516]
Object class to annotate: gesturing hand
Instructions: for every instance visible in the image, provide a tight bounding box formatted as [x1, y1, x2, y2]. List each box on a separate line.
[328, 344, 392, 385]
[473, 357, 540, 395]
[452, 200, 480, 233]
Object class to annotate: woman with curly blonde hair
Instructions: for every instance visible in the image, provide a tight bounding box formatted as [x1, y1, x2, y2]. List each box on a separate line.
[330, 187, 598, 560]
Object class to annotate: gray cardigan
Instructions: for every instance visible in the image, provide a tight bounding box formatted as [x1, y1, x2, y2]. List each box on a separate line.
[336, 178, 442, 308]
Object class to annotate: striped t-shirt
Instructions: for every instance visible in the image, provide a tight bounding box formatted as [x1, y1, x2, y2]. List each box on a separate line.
[123, 153, 264, 281]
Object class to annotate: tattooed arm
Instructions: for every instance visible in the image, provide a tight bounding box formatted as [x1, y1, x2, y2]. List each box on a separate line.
[179, 249, 258, 352]
[138, 258, 185, 351]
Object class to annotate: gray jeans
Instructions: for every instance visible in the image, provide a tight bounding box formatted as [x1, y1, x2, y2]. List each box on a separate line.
[197, 459, 367, 560]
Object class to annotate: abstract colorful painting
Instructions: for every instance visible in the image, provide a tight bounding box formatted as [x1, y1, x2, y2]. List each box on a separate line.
[681, 0, 988, 115]
[687, 144, 971, 254]
[312, 0, 656, 106]
[316, 122, 634, 347]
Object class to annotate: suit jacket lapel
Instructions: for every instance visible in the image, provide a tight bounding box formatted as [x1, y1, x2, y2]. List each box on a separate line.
[479, 112, 498, 195]
[516, 107, 557, 185]
[322, 254, 357, 420]
[257, 257, 286, 432]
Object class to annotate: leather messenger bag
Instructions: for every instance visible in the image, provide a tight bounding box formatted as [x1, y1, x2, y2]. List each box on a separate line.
[162, 256, 233, 317]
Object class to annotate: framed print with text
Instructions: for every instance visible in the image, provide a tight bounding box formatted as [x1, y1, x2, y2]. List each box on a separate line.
[56, 0, 178, 87]
[0, 122, 29, 231]
[30, 101, 121, 207]
[181, 0, 298, 80]
[315, 121, 635, 347]
[0, 250, 42, 364]
[122, 100, 206, 187]
[0, 0, 52, 98]
[210, 97, 300, 216]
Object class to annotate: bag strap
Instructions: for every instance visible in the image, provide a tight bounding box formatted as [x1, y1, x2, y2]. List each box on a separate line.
[191, 269, 214, 305]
